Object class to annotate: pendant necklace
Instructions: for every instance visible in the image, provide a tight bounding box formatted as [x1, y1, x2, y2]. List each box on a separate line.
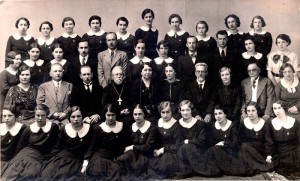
[112, 83, 124, 105]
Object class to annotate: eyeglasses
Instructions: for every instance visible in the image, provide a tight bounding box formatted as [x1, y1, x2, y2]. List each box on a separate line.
[282, 70, 293, 74]
[196, 70, 207, 73]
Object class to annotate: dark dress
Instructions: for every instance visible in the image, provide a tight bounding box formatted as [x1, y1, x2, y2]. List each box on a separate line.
[1, 122, 26, 169]
[39, 123, 93, 181]
[116, 32, 135, 60]
[57, 33, 81, 61]
[36, 37, 58, 63]
[117, 121, 157, 180]
[226, 31, 246, 55]
[82, 30, 107, 59]
[44, 60, 73, 83]
[85, 121, 126, 181]
[148, 118, 183, 179]
[153, 57, 175, 81]
[266, 116, 300, 178]
[240, 52, 268, 78]
[164, 30, 189, 62]
[1, 121, 59, 181]
[246, 30, 273, 57]
[126, 56, 153, 83]
[135, 27, 159, 59]
[23, 59, 46, 85]
[196, 35, 217, 61]
[238, 118, 273, 171]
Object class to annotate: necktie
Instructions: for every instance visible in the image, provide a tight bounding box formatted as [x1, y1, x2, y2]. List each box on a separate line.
[199, 83, 203, 89]
[252, 80, 256, 88]
[85, 83, 91, 93]
[81, 57, 86, 65]
[111, 51, 114, 59]
[55, 82, 60, 102]
[221, 49, 225, 60]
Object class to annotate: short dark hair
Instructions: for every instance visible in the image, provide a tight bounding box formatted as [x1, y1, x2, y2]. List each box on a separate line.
[62, 17, 75, 27]
[133, 104, 148, 116]
[116, 17, 129, 26]
[244, 36, 256, 44]
[216, 30, 228, 38]
[28, 42, 41, 51]
[134, 38, 146, 47]
[224, 14, 241, 28]
[280, 62, 295, 74]
[276, 34, 291, 46]
[15, 17, 30, 28]
[35, 104, 50, 116]
[6, 51, 21, 65]
[89, 15, 101, 26]
[51, 43, 64, 52]
[168, 14, 182, 24]
[250, 15, 266, 28]
[196, 21, 209, 32]
[17, 64, 32, 78]
[103, 104, 118, 115]
[179, 100, 196, 115]
[158, 101, 174, 114]
[157, 40, 169, 50]
[214, 104, 228, 115]
[39, 21, 53, 32]
[141, 8, 155, 19]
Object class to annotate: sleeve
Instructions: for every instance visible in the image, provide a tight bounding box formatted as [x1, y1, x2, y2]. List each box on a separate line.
[0, 72, 12, 95]
[240, 81, 246, 111]
[5, 36, 13, 58]
[97, 53, 107, 88]
[274, 84, 281, 101]
[4, 87, 15, 109]
[164, 123, 184, 152]
[264, 33, 273, 56]
[47, 127, 65, 158]
[188, 122, 206, 147]
[122, 53, 128, 79]
[265, 79, 275, 116]
[205, 87, 215, 115]
[233, 86, 242, 114]
[264, 121, 274, 156]
[36, 84, 46, 105]
[135, 29, 143, 40]
[133, 125, 157, 154]
[63, 83, 73, 114]
[224, 124, 239, 148]
[84, 126, 99, 161]
[291, 53, 300, 72]
[15, 127, 31, 153]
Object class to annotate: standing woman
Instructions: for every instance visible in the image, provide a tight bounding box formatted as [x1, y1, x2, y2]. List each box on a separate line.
[0, 51, 21, 121]
[57, 17, 81, 61]
[5, 17, 35, 65]
[116, 17, 135, 60]
[164, 14, 189, 62]
[36, 21, 58, 63]
[4, 65, 39, 125]
[135, 9, 159, 59]
[1, 104, 59, 181]
[247, 15, 272, 57]
[82, 15, 107, 59]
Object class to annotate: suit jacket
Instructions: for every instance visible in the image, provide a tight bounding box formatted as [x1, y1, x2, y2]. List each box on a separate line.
[241, 76, 275, 117]
[36, 81, 73, 117]
[70, 80, 102, 119]
[71, 56, 98, 86]
[97, 49, 128, 88]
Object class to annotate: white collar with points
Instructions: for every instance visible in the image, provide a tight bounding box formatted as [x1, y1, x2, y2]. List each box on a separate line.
[130, 56, 152, 64]
[226, 30, 244, 36]
[179, 117, 197, 128]
[37, 37, 55, 45]
[167, 29, 186, 36]
[242, 52, 263, 59]
[249, 30, 267, 35]
[132, 120, 151, 133]
[116, 32, 131, 40]
[23, 59, 44, 67]
[196, 35, 211, 42]
[13, 33, 32, 41]
[215, 119, 232, 131]
[50, 59, 67, 66]
[86, 29, 105, 36]
[140, 26, 157, 32]
[244, 118, 265, 131]
[65, 123, 90, 138]
[62, 32, 78, 38]
[158, 117, 177, 129]
[280, 76, 299, 93]
[0, 122, 23, 136]
[271, 116, 295, 130]
[100, 121, 123, 133]
[30, 121, 52, 133]
[154, 57, 174, 65]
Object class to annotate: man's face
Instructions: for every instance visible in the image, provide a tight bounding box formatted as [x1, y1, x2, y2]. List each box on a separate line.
[217, 34, 228, 49]
[49, 64, 63, 81]
[195, 65, 207, 82]
[186, 37, 197, 52]
[106, 33, 117, 50]
[80, 67, 93, 84]
[78, 41, 89, 57]
[247, 63, 260, 80]
[112, 68, 124, 85]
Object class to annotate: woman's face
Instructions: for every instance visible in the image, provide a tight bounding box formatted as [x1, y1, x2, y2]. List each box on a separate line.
[64, 20, 74, 34]
[161, 106, 172, 122]
[227, 17, 237, 30]
[245, 39, 255, 52]
[105, 111, 116, 125]
[158, 44, 169, 58]
[133, 108, 145, 124]
[28, 48, 40, 61]
[165, 66, 176, 81]
[282, 66, 294, 82]
[246, 105, 258, 120]
[35, 109, 47, 127]
[170, 17, 180, 31]
[19, 69, 31, 84]
[180, 104, 192, 120]
[17, 19, 29, 34]
[90, 19, 100, 32]
[197, 23, 207, 36]
[135, 43, 145, 57]
[276, 38, 289, 51]
[117, 20, 128, 34]
[273, 103, 285, 117]
[214, 109, 226, 123]
[41, 23, 51, 37]
[220, 69, 231, 85]
[11, 54, 22, 69]
[70, 110, 83, 127]
[253, 18, 262, 31]
[52, 47, 64, 61]
[2, 110, 16, 127]
[141, 65, 152, 79]
[143, 13, 154, 26]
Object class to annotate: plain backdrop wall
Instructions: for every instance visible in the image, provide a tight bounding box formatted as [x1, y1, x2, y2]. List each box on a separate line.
[1, 0, 300, 70]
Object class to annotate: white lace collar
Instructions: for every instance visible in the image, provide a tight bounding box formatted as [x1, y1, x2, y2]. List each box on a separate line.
[226, 30, 244, 36]
[271, 116, 295, 130]
[100, 121, 123, 133]
[280, 76, 299, 93]
[132, 120, 151, 133]
[65, 123, 90, 138]
[62, 32, 78, 38]
[140, 26, 157, 32]
[130, 56, 152, 64]
[215, 119, 232, 131]
[23, 59, 44, 67]
[249, 30, 267, 35]
[50, 59, 67, 66]
[37, 37, 55, 45]
[242, 52, 263, 59]
[12, 33, 32, 41]
[0, 122, 23, 136]
[154, 57, 174, 64]
[196, 35, 211, 41]
[86, 29, 105, 36]
[244, 118, 265, 131]
[30, 121, 52, 133]
[179, 117, 197, 128]
[116, 32, 130, 40]
[5, 67, 17, 75]
[158, 117, 177, 129]
[167, 29, 186, 36]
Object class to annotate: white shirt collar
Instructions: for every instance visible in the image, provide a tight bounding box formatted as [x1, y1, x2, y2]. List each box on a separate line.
[219, 47, 227, 53]
[215, 119, 232, 131]
[37, 37, 55, 45]
[280, 76, 299, 93]
[158, 117, 177, 129]
[80, 55, 89, 63]
[271, 116, 295, 130]
[0, 122, 23, 136]
[132, 120, 151, 133]
[140, 26, 157, 31]
[242, 52, 263, 59]
[12, 33, 32, 41]
[116, 32, 131, 40]
[100, 121, 123, 133]
[50, 59, 67, 66]
[196, 35, 211, 41]
[197, 80, 205, 87]
[52, 80, 62, 87]
[226, 30, 244, 36]
[249, 30, 267, 35]
[5, 67, 18, 75]
[65, 123, 90, 138]
[243, 118, 265, 131]
[167, 29, 186, 36]
[62, 32, 78, 38]
[130, 56, 152, 64]
[23, 59, 44, 67]
[154, 57, 174, 65]
[30, 121, 52, 133]
[179, 117, 197, 128]
[86, 29, 105, 36]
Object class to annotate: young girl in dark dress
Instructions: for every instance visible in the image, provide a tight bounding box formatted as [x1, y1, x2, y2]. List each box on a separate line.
[39, 106, 93, 181]
[116, 17, 135, 60]
[135, 9, 158, 59]
[1, 104, 59, 181]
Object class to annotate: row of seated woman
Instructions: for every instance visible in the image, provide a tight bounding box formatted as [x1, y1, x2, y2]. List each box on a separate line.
[1, 100, 299, 180]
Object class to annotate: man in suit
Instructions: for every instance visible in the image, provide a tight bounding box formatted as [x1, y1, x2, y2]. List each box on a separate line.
[71, 65, 102, 124]
[98, 32, 128, 88]
[241, 62, 275, 121]
[36, 63, 73, 126]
